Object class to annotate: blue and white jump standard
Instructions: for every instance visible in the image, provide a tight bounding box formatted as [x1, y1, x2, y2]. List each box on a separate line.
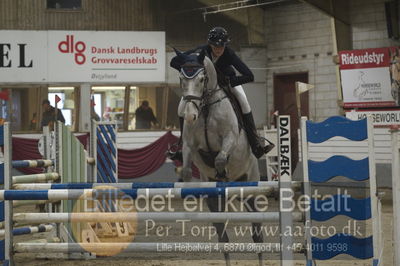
[0, 121, 118, 265]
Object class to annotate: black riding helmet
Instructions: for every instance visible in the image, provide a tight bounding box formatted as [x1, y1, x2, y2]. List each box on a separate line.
[207, 27, 230, 47]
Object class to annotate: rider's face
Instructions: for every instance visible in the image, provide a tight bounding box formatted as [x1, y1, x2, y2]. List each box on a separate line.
[210, 44, 225, 58]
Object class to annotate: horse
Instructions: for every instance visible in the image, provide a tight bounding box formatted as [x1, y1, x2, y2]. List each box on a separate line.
[173, 48, 264, 266]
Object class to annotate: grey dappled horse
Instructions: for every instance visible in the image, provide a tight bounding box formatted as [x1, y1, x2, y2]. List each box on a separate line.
[174, 49, 264, 266]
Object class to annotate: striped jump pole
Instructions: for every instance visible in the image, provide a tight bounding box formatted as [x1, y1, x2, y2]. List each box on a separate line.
[12, 212, 304, 224]
[13, 181, 301, 190]
[12, 173, 59, 184]
[11, 160, 53, 169]
[0, 187, 273, 200]
[0, 224, 53, 238]
[14, 242, 302, 254]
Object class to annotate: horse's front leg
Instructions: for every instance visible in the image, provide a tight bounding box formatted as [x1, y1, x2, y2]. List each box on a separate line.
[181, 142, 193, 182]
[215, 133, 235, 179]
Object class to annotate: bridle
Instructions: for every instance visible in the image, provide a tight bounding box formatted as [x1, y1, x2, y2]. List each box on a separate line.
[180, 63, 224, 115]
[181, 66, 206, 114]
[180, 61, 228, 155]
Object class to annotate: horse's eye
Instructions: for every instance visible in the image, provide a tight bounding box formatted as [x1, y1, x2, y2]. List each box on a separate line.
[199, 77, 204, 83]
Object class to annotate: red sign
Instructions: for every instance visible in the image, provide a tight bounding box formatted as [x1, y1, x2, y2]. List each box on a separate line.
[339, 48, 390, 70]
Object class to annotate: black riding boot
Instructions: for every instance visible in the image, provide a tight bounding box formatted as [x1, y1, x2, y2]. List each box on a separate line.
[243, 112, 275, 159]
[166, 117, 184, 162]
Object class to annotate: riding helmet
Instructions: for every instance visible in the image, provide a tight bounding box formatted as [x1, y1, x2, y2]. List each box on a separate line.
[207, 27, 230, 47]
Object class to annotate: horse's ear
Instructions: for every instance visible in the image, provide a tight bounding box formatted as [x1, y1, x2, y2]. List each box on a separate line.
[173, 47, 184, 58]
[197, 49, 206, 64]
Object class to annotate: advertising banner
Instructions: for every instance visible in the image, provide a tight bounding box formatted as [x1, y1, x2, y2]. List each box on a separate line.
[0, 30, 165, 83]
[339, 47, 400, 108]
[346, 109, 400, 126]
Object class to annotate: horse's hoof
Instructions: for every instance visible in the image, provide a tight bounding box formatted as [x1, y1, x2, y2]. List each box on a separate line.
[215, 170, 226, 180]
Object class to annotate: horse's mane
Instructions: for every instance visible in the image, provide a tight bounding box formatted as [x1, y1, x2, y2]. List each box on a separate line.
[202, 55, 218, 91]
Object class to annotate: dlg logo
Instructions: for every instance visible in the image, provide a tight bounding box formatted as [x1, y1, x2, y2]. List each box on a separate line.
[58, 35, 86, 65]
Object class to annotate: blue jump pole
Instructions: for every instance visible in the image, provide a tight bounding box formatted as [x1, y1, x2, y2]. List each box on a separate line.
[0, 187, 272, 200]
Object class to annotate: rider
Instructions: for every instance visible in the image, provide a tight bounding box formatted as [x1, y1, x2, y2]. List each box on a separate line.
[169, 26, 274, 159]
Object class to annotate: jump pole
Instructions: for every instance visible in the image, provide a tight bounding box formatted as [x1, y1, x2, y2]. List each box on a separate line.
[11, 160, 53, 168]
[12, 212, 304, 224]
[12, 173, 59, 184]
[0, 225, 53, 238]
[13, 181, 302, 190]
[0, 187, 273, 201]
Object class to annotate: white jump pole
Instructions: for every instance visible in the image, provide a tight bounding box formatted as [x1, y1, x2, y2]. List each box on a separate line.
[12, 173, 60, 184]
[12, 212, 304, 224]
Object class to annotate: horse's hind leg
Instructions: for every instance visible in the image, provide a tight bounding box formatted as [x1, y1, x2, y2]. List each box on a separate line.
[206, 196, 231, 266]
[245, 197, 264, 266]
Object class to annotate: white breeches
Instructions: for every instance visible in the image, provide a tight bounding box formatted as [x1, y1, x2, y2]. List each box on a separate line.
[231, 85, 251, 114]
[178, 97, 186, 117]
[177, 85, 252, 117]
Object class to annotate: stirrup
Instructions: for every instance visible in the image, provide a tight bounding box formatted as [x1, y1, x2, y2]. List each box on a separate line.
[166, 142, 183, 162]
[260, 137, 275, 154]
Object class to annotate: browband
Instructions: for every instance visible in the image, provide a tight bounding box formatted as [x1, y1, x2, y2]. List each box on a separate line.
[181, 63, 204, 79]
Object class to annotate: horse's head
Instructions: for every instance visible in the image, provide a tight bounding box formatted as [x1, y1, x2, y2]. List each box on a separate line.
[174, 48, 218, 124]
